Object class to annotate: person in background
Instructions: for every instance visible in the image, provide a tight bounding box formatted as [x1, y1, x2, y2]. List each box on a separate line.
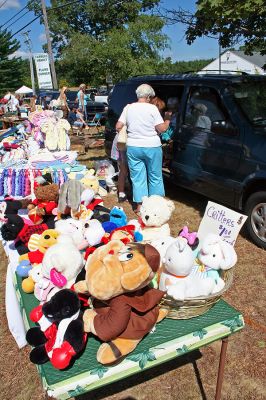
[190, 103, 211, 131]
[77, 84, 88, 121]
[5, 92, 19, 112]
[41, 95, 49, 110]
[116, 83, 172, 214]
[29, 95, 37, 112]
[58, 86, 69, 118]
[68, 107, 78, 126]
[16, 94, 23, 107]
[151, 96, 166, 116]
[166, 97, 179, 131]
[111, 134, 129, 203]
[69, 108, 88, 129]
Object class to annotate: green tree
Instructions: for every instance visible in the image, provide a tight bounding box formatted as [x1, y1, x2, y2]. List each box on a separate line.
[0, 30, 27, 96]
[57, 15, 168, 85]
[155, 57, 214, 74]
[163, 0, 266, 55]
[29, 0, 160, 56]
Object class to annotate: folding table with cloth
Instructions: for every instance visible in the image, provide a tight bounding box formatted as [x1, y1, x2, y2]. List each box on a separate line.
[13, 270, 244, 400]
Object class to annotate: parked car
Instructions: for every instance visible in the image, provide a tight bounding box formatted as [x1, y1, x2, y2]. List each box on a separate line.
[105, 73, 266, 249]
[36, 90, 106, 121]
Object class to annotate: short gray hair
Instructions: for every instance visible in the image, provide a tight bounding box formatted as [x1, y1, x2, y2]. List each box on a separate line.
[136, 84, 155, 99]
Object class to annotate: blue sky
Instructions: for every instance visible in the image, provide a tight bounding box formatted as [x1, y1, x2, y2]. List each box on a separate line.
[0, 0, 221, 61]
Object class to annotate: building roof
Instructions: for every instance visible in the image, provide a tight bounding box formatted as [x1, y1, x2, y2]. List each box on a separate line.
[230, 50, 266, 69]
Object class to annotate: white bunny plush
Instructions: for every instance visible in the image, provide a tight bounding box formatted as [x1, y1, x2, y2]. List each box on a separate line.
[150, 236, 176, 266]
[192, 233, 237, 292]
[159, 236, 216, 300]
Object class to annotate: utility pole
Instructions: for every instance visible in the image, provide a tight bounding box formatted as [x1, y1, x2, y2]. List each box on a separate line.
[218, 32, 222, 74]
[22, 31, 36, 95]
[41, 0, 58, 89]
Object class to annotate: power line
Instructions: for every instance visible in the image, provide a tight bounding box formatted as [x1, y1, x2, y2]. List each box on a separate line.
[0, 0, 8, 10]
[9, 0, 126, 39]
[10, 0, 85, 38]
[10, 15, 40, 38]
[0, 0, 33, 28]
[4, 10, 31, 31]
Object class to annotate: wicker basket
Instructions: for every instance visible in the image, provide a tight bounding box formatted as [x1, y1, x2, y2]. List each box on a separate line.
[159, 268, 234, 319]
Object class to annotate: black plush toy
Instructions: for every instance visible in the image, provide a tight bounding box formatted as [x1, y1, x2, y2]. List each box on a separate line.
[26, 289, 87, 370]
[0, 197, 30, 223]
[0, 214, 55, 254]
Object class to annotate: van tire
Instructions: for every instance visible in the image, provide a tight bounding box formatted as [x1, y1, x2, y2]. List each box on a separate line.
[244, 191, 266, 249]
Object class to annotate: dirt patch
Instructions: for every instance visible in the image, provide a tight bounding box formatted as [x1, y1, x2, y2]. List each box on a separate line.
[0, 156, 265, 400]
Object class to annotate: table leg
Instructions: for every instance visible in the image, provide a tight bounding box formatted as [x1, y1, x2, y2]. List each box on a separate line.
[215, 336, 229, 400]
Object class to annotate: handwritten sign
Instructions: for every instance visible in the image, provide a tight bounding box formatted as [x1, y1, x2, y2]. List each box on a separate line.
[197, 201, 247, 246]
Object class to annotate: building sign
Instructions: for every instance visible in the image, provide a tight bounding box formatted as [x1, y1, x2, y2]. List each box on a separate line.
[34, 53, 53, 89]
[197, 201, 247, 246]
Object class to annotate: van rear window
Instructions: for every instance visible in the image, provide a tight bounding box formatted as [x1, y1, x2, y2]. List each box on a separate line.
[232, 81, 266, 126]
[109, 84, 138, 117]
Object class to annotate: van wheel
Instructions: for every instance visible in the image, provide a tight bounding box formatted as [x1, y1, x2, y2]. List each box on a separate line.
[244, 191, 266, 249]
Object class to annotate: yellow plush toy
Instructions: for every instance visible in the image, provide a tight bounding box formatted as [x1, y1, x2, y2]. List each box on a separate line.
[74, 240, 168, 365]
[81, 170, 107, 197]
[20, 229, 59, 293]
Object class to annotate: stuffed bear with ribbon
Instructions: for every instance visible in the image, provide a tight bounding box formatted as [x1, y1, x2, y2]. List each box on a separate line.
[27, 174, 59, 225]
[26, 289, 87, 370]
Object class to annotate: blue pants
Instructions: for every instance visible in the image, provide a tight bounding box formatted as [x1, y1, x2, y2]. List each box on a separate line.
[127, 146, 165, 203]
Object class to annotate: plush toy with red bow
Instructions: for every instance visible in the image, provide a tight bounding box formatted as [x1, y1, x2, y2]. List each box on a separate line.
[27, 174, 59, 224]
[0, 214, 55, 254]
[26, 289, 87, 369]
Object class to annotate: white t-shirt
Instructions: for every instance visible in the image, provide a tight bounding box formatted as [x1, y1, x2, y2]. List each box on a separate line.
[118, 102, 164, 147]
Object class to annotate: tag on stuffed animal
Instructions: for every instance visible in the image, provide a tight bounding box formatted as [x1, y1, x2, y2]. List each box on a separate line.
[50, 268, 67, 287]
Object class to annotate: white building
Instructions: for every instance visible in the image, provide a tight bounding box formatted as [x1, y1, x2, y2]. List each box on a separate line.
[201, 50, 266, 75]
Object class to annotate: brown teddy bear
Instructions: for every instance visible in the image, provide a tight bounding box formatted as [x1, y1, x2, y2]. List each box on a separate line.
[74, 240, 168, 365]
[28, 175, 59, 224]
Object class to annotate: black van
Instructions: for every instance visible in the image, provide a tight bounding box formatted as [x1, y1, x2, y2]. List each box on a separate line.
[105, 73, 266, 249]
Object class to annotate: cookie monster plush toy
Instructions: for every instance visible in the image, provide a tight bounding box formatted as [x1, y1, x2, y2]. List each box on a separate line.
[109, 206, 127, 228]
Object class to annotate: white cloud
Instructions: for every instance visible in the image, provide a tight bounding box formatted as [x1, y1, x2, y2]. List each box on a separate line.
[39, 33, 46, 43]
[9, 50, 29, 59]
[0, 0, 20, 11]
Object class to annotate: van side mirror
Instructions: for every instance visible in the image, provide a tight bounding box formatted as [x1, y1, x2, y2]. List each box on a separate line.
[211, 120, 238, 136]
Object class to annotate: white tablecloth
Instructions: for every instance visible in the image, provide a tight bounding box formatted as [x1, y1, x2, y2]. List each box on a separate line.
[3, 209, 29, 348]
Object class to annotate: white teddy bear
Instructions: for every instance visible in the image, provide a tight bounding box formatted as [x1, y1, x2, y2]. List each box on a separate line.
[192, 233, 237, 292]
[138, 195, 175, 241]
[159, 237, 216, 300]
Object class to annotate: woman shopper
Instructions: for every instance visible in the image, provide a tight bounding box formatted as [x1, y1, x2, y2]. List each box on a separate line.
[115, 83, 172, 213]
[77, 84, 88, 121]
[58, 86, 69, 118]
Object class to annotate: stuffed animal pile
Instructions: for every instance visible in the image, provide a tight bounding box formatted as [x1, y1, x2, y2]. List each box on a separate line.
[2, 187, 239, 371]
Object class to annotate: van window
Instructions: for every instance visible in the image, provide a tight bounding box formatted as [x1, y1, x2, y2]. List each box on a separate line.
[231, 81, 266, 126]
[109, 83, 138, 119]
[184, 86, 236, 136]
[109, 81, 184, 122]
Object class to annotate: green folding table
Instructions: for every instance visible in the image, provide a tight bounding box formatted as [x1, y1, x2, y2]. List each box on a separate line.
[14, 273, 244, 400]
